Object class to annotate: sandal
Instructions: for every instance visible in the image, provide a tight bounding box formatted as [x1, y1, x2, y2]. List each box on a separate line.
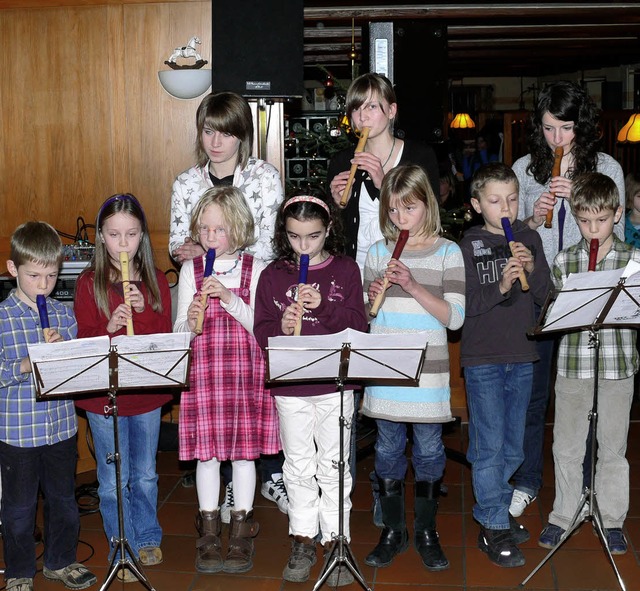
[139, 546, 163, 566]
[43, 562, 97, 590]
[117, 567, 138, 584]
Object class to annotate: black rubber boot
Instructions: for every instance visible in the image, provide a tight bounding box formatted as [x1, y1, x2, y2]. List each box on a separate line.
[414, 480, 450, 571]
[364, 478, 409, 567]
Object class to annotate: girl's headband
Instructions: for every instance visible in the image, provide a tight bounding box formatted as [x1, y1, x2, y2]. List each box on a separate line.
[283, 195, 330, 215]
[97, 193, 146, 226]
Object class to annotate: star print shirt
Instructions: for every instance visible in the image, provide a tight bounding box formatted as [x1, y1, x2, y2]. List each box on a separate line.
[169, 158, 284, 262]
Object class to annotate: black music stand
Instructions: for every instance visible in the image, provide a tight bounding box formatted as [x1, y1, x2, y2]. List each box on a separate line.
[521, 261, 640, 591]
[266, 328, 428, 591]
[29, 333, 191, 591]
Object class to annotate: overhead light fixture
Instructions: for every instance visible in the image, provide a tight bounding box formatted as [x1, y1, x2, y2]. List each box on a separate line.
[450, 113, 476, 129]
[158, 36, 211, 100]
[617, 113, 640, 142]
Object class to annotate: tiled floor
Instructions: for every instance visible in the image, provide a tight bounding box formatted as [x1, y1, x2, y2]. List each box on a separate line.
[6, 402, 640, 591]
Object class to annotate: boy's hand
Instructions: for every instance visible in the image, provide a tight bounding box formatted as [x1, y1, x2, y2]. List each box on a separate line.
[20, 357, 32, 374]
[46, 329, 64, 343]
[500, 257, 524, 294]
[509, 241, 534, 273]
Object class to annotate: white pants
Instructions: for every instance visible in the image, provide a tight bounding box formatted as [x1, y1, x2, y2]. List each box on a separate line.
[275, 391, 354, 544]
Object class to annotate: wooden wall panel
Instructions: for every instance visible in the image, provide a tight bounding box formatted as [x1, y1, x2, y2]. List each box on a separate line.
[0, 1, 212, 272]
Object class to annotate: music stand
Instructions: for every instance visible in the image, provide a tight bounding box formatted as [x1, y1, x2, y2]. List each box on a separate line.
[29, 333, 191, 591]
[520, 260, 640, 591]
[266, 328, 428, 591]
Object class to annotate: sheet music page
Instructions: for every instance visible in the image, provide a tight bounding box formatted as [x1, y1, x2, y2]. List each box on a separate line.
[28, 335, 110, 395]
[543, 260, 640, 331]
[267, 328, 428, 381]
[112, 332, 191, 388]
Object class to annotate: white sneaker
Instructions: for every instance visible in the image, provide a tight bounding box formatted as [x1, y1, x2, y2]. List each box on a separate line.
[220, 482, 234, 524]
[509, 489, 536, 517]
[261, 474, 289, 514]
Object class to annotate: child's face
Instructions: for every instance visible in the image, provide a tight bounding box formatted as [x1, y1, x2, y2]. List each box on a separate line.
[542, 112, 575, 154]
[100, 212, 142, 268]
[471, 180, 519, 235]
[201, 127, 241, 168]
[632, 191, 640, 213]
[388, 196, 427, 237]
[350, 91, 396, 137]
[197, 204, 231, 255]
[574, 206, 623, 247]
[285, 217, 329, 265]
[6, 259, 59, 309]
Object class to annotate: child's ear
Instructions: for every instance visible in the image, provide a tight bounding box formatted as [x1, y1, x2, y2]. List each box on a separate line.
[614, 205, 623, 224]
[6, 260, 18, 278]
[99, 231, 105, 244]
[470, 197, 482, 214]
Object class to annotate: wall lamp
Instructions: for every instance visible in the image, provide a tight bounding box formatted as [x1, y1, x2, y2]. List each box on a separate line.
[158, 36, 211, 100]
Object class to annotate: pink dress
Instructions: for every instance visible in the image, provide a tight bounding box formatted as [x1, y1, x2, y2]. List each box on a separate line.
[179, 253, 280, 461]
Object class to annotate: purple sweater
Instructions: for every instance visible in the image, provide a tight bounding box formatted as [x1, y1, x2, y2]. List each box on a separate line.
[254, 255, 368, 396]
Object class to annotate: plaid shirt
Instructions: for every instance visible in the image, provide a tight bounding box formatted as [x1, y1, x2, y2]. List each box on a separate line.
[552, 235, 640, 380]
[0, 291, 78, 447]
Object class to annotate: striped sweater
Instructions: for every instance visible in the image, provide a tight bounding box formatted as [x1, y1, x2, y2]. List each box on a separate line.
[361, 236, 466, 423]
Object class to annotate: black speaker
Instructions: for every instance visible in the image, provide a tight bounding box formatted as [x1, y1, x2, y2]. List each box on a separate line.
[212, 0, 304, 98]
[365, 22, 448, 143]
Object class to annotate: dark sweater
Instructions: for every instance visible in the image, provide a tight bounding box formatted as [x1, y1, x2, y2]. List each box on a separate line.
[254, 255, 367, 397]
[459, 219, 553, 367]
[327, 139, 439, 259]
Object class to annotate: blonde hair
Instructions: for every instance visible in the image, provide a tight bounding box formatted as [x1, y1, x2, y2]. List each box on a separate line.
[379, 164, 441, 240]
[10, 221, 63, 268]
[570, 172, 619, 215]
[189, 186, 256, 252]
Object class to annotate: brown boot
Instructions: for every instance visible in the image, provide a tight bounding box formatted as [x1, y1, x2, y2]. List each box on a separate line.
[222, 510, 260, 573]
[195, 509, 223, 573]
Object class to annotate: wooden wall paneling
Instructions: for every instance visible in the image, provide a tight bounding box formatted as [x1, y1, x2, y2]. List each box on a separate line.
[123, 1, 212, 271]
[0, 6, 117, 260]
[0, 1, 212, 272]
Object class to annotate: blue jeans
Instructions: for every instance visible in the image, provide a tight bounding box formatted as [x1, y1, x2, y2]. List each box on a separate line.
[88, 408, 162, 559]
[465, 363, 532, 529]
[0, 437, 80, 579]
[512, 335, 556, 497]
[374, 419, 445, 482]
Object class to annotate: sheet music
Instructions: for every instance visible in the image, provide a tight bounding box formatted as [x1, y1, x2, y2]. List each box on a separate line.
[112, 333, 191, 388]
[267, 328, 428, 382]
[543, 259, 640, 331]
[28, 332, 191, 397]
[28, 336, 110, 395]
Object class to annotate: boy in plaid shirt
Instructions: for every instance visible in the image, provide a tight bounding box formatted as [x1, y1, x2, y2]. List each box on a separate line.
[539, 172, 640, 555]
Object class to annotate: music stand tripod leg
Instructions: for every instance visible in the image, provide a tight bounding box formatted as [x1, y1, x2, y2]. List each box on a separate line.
[520, 332, 627, 591]
[99, 388, 157, 591]
[312, 377, 371, 591]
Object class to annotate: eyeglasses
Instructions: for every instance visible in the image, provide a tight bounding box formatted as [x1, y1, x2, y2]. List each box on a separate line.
[198, 225, 227, 236]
